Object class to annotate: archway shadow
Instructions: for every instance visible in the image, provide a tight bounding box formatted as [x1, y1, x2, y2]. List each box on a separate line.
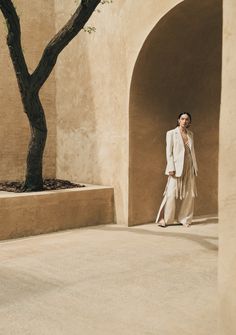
[91, 224, 218, 251]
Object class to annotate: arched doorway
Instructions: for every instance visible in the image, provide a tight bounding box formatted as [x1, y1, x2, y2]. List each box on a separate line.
[129, 0, 222, 225]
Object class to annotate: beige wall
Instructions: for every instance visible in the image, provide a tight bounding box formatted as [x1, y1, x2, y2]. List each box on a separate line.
[55, 0, 132, 224]
[55, 0, 183, 225]
[55, 0, 221, 226]
[219, 0, 236, 333]
[0, 0, 56, 182]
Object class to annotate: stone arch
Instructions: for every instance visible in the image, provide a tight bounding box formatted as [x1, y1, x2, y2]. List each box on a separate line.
[128, 0, 222, 225]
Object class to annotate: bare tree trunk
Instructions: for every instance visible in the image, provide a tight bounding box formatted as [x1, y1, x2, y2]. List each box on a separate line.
[22, 93, 47, 191]
[0, 0, 101, 191]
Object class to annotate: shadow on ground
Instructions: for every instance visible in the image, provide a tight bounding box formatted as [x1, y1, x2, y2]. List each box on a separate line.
[91, 217, 218, 252]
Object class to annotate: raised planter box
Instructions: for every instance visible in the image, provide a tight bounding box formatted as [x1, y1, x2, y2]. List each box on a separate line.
[0, 185, 114, 241]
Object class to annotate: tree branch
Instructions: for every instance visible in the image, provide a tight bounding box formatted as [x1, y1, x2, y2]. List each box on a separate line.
[0, 0, 30, 93]
[31, 0, 101, 91]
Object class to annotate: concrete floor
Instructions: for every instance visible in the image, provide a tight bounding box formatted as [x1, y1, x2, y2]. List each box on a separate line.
[0, 216, 218, 335]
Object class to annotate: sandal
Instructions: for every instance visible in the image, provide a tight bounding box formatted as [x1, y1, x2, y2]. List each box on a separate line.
[158, 219, 166, 227]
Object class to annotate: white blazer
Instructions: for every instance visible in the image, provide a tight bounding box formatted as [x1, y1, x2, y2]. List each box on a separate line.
[165, 126, 198, 177]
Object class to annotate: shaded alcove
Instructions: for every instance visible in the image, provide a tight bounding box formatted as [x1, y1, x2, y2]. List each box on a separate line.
[129, 0, 222, 225]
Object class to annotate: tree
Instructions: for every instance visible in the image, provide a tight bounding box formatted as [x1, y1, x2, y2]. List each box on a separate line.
[0, 0, 102, 191]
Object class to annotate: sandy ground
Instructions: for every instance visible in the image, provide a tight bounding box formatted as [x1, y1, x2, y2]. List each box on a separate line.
[0, 216, 217, 335]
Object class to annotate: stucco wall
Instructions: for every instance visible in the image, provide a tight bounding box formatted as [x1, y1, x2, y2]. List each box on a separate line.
[219, 0, 236, 333]
[55, 0, 182, 225]
[55, 0, 221, 226]
[0, 0, 56, 181]
[54, 0, 126, 224]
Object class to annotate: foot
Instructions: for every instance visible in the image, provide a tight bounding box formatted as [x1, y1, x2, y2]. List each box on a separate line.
[182, 222, 190, 227]
[157, 219, 166, 227]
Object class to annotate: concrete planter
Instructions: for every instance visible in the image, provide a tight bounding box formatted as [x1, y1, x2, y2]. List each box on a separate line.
[0, 185, 114, 240]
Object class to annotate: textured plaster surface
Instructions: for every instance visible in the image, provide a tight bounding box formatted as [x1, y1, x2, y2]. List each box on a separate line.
[219, 0, 236, 333]
[0, 186, 114, 240]
[0, 218, 217, 335]
[54, 0, 183, 225]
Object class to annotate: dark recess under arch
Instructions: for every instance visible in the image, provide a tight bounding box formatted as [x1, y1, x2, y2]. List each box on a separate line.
[129, 0, 222, 225]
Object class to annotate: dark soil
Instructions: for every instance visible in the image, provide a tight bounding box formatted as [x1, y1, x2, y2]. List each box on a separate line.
[0, 179, 85, 193]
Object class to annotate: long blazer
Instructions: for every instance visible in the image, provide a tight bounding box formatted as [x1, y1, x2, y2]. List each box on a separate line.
[165, 126, 198, 177]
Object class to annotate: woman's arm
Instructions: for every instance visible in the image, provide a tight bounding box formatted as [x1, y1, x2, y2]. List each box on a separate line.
[166, 131, 175, 175]
[190, 132, 198, 175]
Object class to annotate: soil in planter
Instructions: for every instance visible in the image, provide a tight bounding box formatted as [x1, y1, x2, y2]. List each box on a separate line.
[0, 179, 85, 193]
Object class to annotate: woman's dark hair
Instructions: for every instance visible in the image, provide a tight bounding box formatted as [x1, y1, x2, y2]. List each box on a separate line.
[177, 113, 192, 127]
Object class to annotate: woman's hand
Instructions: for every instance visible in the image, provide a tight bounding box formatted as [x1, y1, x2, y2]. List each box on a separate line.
[169, 171, 176, 176]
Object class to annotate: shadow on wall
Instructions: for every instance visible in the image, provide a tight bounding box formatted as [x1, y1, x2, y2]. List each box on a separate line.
[129, 0, 222, 225]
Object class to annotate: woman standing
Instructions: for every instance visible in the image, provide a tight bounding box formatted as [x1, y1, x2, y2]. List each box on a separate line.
[156, 113, 198, 227]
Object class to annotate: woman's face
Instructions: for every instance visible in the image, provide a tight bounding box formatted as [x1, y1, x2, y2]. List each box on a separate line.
[178, 114, 191, 128]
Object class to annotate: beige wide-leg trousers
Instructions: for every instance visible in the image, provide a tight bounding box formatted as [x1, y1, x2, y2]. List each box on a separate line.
[156, 143, 197, 225]
[157, 176, 194, 225]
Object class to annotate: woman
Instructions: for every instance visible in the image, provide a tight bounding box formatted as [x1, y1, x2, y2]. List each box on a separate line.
[156, 113, 198, 227]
